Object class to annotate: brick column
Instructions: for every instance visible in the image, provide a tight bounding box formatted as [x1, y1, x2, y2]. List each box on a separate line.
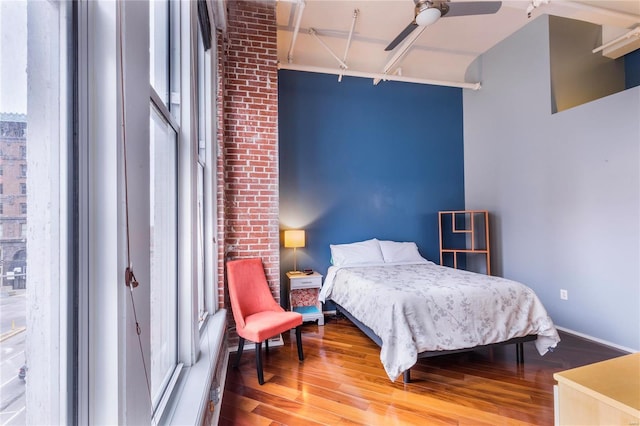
[219, 0, 280, 331]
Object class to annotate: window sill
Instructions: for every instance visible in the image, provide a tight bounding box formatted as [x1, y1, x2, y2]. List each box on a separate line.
[163, 309, 228, 425]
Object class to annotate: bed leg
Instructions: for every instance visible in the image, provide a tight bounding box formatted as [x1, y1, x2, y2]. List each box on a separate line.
[516, 342, 524, 365]
[403, 370, 411, 383]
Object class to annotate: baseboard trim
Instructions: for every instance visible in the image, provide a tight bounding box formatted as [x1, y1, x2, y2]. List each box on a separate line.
[556, 326, 636, 354]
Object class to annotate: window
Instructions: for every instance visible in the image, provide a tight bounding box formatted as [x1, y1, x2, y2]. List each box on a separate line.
[196, 160, 206, 322]
[0, 0, 73, 424]
[149, 0, 181, 417]
[0, 183, 3, 194]
[196, 8, 216, 325]
[150, 0, 168, 105]
[147, 0, 220, 421]
[3, 1, 221, 423]
[149, 103, 179, 409]
[0, 203, 3, 215]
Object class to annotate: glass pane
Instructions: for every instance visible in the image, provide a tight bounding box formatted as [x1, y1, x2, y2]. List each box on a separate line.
[150, 0, 168, 106]
[196, 29, 206, 323]
[0, 114, 28, 426]
[1, 1, 70, 424]
[149, 103, 178, 408]
[197, 31, 206, 164]
[197, 163, 205, 323]
[169, 0, 180, 121]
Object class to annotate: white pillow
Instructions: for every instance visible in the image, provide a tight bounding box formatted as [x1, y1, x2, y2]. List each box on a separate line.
[330, 239, 384, 266]
[378, 240, 425, 263]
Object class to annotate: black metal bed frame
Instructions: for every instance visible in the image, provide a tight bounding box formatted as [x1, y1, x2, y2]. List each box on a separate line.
[334, 303, 537, 383]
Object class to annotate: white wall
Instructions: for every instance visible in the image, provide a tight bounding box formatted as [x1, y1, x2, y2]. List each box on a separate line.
[463, 16, 640, 351]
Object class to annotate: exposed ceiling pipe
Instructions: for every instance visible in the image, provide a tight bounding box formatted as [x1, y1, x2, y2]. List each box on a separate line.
[338, 9, 359, 82]
[309, 28, 349, 69]
[592, 27, 640, 54]
[278, 62, 481, 90]
[287, 0, 306, 64]
[373, 25, 427, 85]
[383, 26, 427, 74]
[342, 9, 359, 63]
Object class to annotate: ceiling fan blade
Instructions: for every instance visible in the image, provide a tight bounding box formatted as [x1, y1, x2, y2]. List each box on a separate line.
[384, 21, 418, 51]
[445, 1, 502, 17]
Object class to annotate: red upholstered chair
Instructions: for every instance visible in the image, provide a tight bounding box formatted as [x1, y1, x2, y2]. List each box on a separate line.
[226, 258, 304, 385]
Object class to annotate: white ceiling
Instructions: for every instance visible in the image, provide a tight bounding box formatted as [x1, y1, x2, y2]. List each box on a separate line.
[276, 0, 640, 87]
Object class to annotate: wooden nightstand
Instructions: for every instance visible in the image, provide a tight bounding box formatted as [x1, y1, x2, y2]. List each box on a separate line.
[287, 271, 324, 325]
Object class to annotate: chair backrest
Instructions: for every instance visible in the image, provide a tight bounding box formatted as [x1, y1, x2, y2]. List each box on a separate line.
[226, 258, 283, 330]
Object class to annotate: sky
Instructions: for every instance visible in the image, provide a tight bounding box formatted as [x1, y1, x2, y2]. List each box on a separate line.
[0, 0, 27, 115]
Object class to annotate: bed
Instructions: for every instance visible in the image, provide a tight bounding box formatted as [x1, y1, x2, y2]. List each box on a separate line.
[318, 239, 561, 383]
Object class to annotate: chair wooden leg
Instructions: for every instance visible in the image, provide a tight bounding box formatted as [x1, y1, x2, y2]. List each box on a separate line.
[234, 337, 245, 368]
[255, 342, 264, 385]
[295, 326, 304, 361]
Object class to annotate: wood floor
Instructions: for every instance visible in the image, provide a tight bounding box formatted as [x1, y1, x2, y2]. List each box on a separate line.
[219, 314, 627, 425]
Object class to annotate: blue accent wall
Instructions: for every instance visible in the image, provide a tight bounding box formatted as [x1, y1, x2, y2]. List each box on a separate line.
[625, 48, 640, 89]
[278, 70, 465, 284]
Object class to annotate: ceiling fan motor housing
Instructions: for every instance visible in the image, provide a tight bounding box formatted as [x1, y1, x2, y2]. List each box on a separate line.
[415, 0, 450, 20]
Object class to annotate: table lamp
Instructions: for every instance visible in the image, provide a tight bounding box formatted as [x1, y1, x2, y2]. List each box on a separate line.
[284, 229, 305, 274]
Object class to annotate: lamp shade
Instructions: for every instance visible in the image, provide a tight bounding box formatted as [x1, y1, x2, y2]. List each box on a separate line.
[284, 230, 305, 248]
[415, 7, 441, 26]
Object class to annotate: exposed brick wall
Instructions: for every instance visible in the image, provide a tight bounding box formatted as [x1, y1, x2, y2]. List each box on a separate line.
[217, 0, 280, 338]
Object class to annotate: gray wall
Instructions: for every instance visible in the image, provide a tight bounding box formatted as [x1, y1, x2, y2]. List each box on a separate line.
[463, 16, 640, 351]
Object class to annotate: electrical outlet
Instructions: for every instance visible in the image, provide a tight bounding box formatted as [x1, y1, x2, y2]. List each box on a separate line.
[560, 289, 568, 300]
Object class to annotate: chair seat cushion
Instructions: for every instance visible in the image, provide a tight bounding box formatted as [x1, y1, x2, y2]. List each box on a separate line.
[239, 310, 303, 343]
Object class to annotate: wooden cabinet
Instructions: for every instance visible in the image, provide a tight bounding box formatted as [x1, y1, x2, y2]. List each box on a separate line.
[287, 271, 324, 325]
[438, 210, 491, 275]
[553, 353, 640, 425]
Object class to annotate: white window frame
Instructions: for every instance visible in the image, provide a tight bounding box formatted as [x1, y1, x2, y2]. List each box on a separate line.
[78, 0, 222, 424]
[196, 3, 217, 327]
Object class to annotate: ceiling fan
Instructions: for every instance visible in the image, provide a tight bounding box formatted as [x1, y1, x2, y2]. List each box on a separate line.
[385, 0, 503, 51]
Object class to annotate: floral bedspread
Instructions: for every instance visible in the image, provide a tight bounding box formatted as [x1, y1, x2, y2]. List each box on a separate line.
[320, 262, 560, 381]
